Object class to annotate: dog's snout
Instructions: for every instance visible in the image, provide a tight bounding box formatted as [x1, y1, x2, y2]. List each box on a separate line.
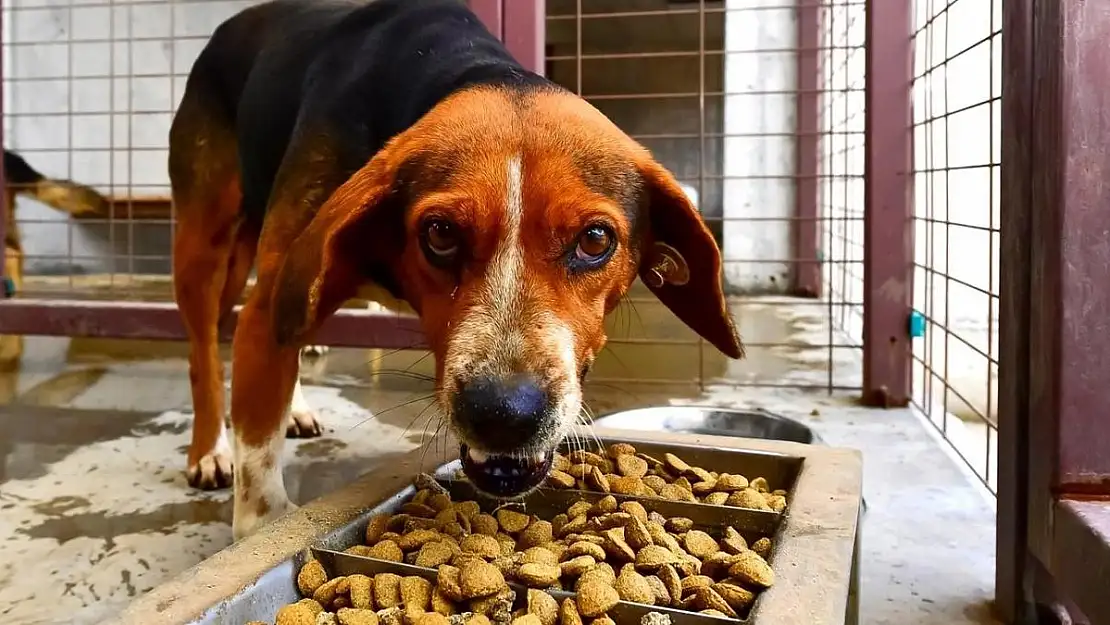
[453, 373, 553, 451]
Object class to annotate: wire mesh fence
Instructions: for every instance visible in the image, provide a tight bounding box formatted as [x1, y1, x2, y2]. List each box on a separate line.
[0, 0, 424, 351]
[2, 0, 254, 300]
[546, 0, 864, 392]
[910, 0, 1001, 492]
[0, 0, 941, 396]
[818, 0, 866, 371]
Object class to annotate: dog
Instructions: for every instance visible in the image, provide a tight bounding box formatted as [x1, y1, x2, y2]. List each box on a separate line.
[2, 149, 111, 299]
[169, 0, 744, 539]
[0, 150, 111, 364]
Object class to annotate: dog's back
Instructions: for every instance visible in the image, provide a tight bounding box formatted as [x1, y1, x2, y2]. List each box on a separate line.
[174, 0, 535, 223]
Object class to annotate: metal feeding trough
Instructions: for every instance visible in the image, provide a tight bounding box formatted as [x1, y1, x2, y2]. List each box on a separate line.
[591, 407, 823, 446]
[109, 427, 862, 625]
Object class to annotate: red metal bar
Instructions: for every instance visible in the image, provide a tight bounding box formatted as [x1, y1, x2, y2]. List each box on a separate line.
[996, 0, 1035, 618]
[502, 0, 545, 76]
[468, 0, 504, 40]
[0, 300, 427, 350]
[791, 0, 821, 297]
[860, 0, 913, 407]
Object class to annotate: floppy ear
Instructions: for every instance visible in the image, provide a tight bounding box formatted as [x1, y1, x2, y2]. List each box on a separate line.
[271, 155, 401, 347]
[637, 160, 744, 359]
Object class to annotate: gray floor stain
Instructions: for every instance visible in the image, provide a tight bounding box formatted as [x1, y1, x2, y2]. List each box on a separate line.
[293, 437, 349, 458]
[29, 495, 91, 517]
[18, 499, 231, 547]
[0, 407, 182, 481]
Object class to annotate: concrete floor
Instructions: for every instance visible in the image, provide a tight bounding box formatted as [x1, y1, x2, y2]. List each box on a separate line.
[0, 291, 999, 625]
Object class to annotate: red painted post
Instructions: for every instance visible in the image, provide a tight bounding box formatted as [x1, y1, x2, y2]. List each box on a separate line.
[861, 0, 914, 407]
[503, 0, 546, 75]
[1025, 0, 1110, 548]
[1007, 4, 1110, 620]
[791, 0, 821, 297]
[468, 0, 503, 40]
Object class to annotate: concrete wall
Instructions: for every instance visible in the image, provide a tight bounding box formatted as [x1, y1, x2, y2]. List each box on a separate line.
[721, 0, 795, 292]
[4, 0, 798, 291]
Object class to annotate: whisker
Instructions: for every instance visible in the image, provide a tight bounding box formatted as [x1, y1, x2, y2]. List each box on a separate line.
[578, 402, 603, 453]
[626, 294, 646, 335]
[405, 350, 435, 372]
[599, 342, 633, 377]
[361, 369, 436, 383]
[351, 394, 436, 431]
[436, 420, 452, 465]
[619, 293, 634, 339]
[361, 339, 431, 368]
[419, 408, 446, 468]
[569, 422, 587, 458]
[413, 400, 441, 451]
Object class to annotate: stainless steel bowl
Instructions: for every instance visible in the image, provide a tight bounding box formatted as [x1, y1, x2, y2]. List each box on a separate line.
[591, 406, 824, 445]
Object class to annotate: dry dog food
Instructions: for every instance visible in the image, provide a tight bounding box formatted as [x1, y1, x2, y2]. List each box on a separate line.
[270, 569, 664, 625]
[543, 445, 789, 514]
[258, 477, 776, 624]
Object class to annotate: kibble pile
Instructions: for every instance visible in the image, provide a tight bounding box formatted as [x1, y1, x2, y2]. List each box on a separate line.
[543, 446, 787, 513]
[254, 444, 786, 625]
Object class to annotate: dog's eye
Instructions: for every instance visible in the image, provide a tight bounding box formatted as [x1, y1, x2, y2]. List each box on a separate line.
[422, 219, 459, 260]
[574, 225, 614, 262]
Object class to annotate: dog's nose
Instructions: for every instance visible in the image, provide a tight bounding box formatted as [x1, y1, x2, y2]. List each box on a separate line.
[453, 374, 552, 452]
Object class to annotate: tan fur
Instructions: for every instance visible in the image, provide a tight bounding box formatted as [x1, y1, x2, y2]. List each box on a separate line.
[27, 179, 110, 218]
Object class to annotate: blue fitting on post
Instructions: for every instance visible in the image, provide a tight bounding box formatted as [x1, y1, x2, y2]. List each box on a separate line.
[2, 276, 14, 299]
[908, 310, 926, 338]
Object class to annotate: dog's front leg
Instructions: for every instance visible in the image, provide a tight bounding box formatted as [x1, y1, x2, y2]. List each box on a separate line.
[229, 296, 301, 540]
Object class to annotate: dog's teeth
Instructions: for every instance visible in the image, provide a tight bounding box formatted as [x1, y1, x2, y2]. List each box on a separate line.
[468, 449, 489, 464]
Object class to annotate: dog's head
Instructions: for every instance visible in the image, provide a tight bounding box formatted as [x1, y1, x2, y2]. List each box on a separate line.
[272, 85, 743, 497]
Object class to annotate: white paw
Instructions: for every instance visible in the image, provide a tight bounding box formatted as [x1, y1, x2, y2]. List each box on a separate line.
[286, 408, 322, 438]
[185, 437, 234, 490]
[302, 345, 329, 357]
[232, 498, 297, 541]
[286, 378, 322, 438]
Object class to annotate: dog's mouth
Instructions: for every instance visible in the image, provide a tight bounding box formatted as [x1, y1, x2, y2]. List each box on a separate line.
[459, 444, 555, 498]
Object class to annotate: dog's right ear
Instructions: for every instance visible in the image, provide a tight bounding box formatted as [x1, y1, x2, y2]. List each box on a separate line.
[636, 158, 744, 360]
[270, 149, 404, 347]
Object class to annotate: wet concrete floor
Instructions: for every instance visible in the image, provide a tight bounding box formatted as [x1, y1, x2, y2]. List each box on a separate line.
[0, 286, 997, 625]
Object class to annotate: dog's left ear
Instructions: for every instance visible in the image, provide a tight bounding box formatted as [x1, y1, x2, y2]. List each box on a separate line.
[271, 153, 403, 347]
[637, 159, 744, 359]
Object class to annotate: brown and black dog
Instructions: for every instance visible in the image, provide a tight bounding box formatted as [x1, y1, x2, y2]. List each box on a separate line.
[169, 0, 744, 539]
